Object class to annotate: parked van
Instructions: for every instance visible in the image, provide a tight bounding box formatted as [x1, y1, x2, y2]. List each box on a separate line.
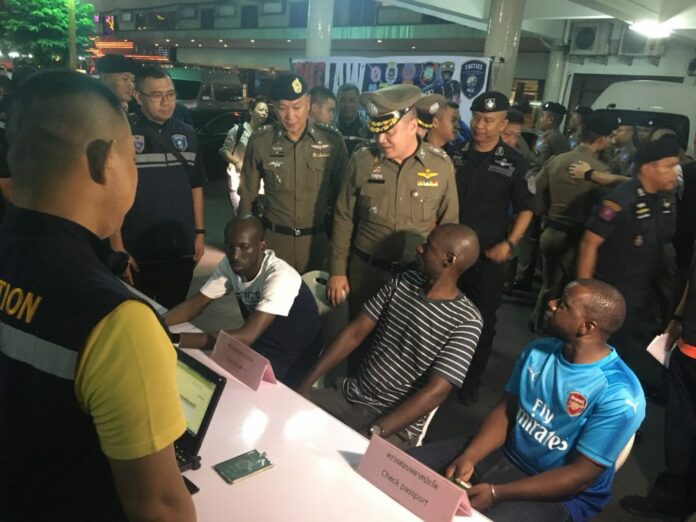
[168, 67, 245, 112]
[591, 80, 696, 154]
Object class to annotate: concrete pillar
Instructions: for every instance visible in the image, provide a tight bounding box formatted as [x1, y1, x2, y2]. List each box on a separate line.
[483, 0, 526, 96]
[306, 0, 334, 58]
[542, 45, 567, 103]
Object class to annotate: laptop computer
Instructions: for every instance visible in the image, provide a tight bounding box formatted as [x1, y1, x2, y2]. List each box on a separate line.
[174, 349, 227, 472]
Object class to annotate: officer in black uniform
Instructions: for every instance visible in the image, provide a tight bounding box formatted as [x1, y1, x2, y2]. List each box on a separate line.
[452, 91, 535, 403]
[578, 138, 680, 378]
[111, 65, 206, 308]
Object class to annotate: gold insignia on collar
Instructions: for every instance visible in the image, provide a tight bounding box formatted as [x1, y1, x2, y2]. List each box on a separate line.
[417, 168, 439, 179]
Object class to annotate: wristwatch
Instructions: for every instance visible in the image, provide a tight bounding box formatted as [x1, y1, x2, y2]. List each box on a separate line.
[369, 424, 384, 437]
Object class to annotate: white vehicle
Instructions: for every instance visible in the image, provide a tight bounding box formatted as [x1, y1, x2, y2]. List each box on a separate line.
[592, 80, 696, 154]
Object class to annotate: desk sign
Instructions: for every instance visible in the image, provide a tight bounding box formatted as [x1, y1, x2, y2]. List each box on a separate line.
[358, 435, 471, 521]
[210, 331, 276, 390]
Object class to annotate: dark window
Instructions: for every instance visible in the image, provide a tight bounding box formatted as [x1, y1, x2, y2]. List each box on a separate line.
[172, 79, 201, 101]
[289, 1, 308, 28]
[201, 8, 215, 29]
[241, 5, 258, 28]
[213, 83, 243, 102]
[147, 11, 178, 30]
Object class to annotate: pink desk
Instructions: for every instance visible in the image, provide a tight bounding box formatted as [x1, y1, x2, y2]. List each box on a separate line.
[180, 348, 491, 522]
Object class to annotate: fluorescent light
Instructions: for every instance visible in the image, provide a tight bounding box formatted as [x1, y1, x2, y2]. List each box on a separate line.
[377, 39, 383, 43]
[219, 39, 223, 43]
[250, 39, 256, 43]
[630, 20, 672, 38]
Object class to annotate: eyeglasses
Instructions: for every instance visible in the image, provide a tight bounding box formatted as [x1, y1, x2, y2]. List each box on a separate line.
[138, 90, 176, 102]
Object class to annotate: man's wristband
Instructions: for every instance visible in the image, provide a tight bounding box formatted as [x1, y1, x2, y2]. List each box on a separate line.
[195, 229, 206, 235]
[504, 238, 515, 250]
[490, 483, 497, 505]
[584, 169, 594, 181]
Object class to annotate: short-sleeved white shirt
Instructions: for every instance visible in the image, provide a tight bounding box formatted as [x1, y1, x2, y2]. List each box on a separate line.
[199, 249, 301, 317]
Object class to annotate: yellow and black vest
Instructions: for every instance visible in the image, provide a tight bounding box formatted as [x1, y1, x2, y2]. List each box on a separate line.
[0, 206, 150, 521]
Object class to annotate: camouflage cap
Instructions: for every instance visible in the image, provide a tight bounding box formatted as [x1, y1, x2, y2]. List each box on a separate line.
[360, 84, 422, 134]
[470, 91, 510, 113]
[415, 93, 448, 129]
[270, 72, 308, 101]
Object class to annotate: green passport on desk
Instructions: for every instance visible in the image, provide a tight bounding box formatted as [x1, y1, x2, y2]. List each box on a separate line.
[213, 449, 273, 484]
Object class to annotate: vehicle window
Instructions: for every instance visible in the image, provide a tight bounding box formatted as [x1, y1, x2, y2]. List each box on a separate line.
[172, 79, 201, 100]
[212, 83, 243, 102]
[201, 112, 246, 134]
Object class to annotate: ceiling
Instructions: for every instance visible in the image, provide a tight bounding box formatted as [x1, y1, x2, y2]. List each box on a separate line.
[387, 0, 696, 42]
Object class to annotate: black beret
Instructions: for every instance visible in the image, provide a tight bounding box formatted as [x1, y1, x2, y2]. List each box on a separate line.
[270, 72, 308, 101]
[634, 137, 681, 168]
[542, 101, 566, 116]
[583, 110, 620, 136]
[573, 105, 593, 117]
[96, 54, 137, 74]
[471, 91, 510, 113]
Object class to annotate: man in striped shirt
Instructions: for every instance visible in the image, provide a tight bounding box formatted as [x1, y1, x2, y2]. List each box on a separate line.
[298, 224, 482, 449]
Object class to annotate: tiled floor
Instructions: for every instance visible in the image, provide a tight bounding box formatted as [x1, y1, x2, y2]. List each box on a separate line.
[191, 179, 666, 521]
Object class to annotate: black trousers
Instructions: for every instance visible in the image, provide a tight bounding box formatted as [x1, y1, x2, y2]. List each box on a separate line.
[408, 438, 571, 521]
[133, 258, 195, 309]
[458, 257, 506, 389]
[646, 349, 696, 516]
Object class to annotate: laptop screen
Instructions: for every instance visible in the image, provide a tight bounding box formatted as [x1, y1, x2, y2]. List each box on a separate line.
[176, 356, 218, 437]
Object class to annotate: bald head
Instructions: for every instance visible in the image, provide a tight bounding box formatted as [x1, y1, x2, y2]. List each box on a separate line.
[431, 224, 480, 275]
[7, 70, 127, 200]
[574, 279, 626, 336]
[224, 215, 265, 243]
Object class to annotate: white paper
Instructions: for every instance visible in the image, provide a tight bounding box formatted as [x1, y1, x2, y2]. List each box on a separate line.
[646, 333, 675, 368]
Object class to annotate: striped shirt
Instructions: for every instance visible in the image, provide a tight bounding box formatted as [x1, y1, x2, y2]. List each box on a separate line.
[342, 270, 482, 438]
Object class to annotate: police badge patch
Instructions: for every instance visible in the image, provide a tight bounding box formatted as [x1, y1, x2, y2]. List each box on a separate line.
[133, 135, 145, 154]
[460, 59, 487, 100]
[171, 134, 188, 151]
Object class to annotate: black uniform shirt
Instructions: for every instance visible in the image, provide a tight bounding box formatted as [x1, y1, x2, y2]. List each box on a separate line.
[123, 112, 206, 263]
[586, 177, 675, 302]
[452, 139, 534, 250]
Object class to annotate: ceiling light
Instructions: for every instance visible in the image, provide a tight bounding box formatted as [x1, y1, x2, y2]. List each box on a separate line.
[191, 39, 195, 42]
[154, 43, 159, 46]
[219, 39, 223, 43]
[198, 43, 202, 47]
[175, 43, 179, 47]
[411, 46, 416, 49]
[165, 38, 170, 43]
[630, 20, 672, 39]
[224, 44, 228, 48]
[377, 39, 383, 43]
[250, 39, 256, 43]
[287, 39, 292, 43]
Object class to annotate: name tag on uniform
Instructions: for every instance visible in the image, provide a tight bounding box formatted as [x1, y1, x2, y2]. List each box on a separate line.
[312, 152, 331, 158]
[367, 179, 385, 184]
[488, 165, 514, 177]
[417, 180, 439, 187]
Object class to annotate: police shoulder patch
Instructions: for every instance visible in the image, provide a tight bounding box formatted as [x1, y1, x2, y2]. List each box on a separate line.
[597, 200, 622, 222]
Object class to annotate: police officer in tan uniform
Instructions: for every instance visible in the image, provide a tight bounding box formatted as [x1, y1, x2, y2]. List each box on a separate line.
[327, 85, 458, 324]
[531, 111, 619, 332]
[238, 73, 348, 274]
[532, 101, 571, 168]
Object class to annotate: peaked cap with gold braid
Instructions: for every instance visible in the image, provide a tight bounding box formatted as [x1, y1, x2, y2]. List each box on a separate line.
[360, 84, 422, 134]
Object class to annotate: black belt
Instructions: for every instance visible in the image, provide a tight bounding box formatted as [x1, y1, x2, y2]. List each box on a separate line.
[352, 247, 415, 273]
[545, 218, 584, 236]
[262, 218, 324, 237]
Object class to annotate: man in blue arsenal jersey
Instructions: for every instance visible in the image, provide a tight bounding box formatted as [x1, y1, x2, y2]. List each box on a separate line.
[409, 279, 645, 521]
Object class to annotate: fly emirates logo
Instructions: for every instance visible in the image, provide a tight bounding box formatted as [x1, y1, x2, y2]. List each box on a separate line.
[516, 398, 569, 452]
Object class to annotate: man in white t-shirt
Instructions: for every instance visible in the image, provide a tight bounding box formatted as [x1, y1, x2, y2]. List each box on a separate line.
[165, 215, 323, 388]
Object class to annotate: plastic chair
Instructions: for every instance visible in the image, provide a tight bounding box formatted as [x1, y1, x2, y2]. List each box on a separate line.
[615, 433, 636, 470]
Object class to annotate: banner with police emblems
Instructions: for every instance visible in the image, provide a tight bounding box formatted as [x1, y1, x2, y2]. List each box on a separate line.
[291, 55, 492, 126]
